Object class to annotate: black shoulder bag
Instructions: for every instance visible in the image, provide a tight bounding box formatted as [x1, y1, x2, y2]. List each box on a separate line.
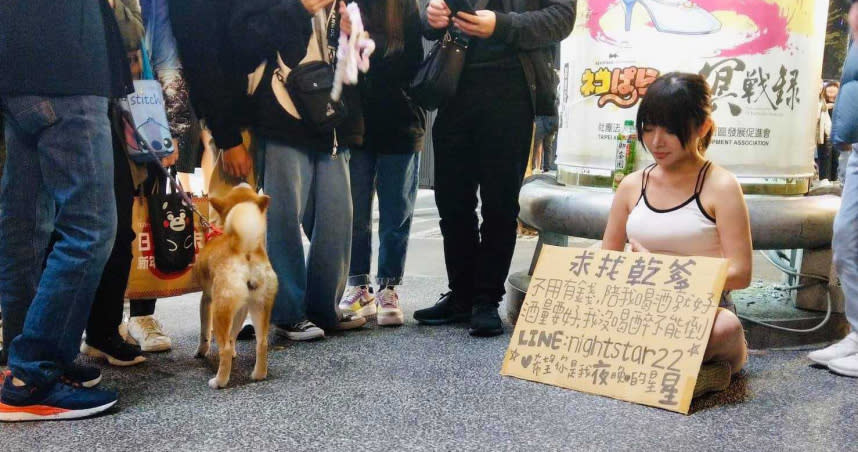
[408, 0, 490, 111]
[283, 10, 348, 133]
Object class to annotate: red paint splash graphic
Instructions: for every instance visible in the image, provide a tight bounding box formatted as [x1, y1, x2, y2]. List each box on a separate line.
[586, 0, 790, 57]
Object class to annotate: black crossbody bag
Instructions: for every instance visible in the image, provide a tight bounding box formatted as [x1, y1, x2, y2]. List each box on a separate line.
[408, 0, 490, 111]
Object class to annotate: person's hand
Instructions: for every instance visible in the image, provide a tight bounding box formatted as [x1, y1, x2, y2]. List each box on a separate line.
[629, 239, 650, 253]
[222, 144, 252, 178]
[427, 0, 452, 29]
[339, 1, 352, 36]
[302, 0, 335, 14]
[161, 143, 179, 167]
[452, 10, 496, 38]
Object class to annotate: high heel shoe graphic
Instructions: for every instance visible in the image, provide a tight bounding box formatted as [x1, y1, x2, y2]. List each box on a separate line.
[621, 0, 721, 35]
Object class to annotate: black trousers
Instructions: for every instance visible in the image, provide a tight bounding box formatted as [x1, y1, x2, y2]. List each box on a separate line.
[85, 135, 136, 340]
[432, 65, 534, 304]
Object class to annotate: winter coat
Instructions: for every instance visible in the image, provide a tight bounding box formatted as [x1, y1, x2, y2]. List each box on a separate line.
[420, 0, 575, 116]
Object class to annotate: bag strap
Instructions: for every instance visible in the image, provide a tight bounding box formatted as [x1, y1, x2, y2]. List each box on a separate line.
[141, 3, 157, 80]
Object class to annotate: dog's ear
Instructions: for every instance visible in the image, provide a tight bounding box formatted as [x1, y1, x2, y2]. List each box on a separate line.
[256, 195, 271, 213]
[210, 196, 227, 217]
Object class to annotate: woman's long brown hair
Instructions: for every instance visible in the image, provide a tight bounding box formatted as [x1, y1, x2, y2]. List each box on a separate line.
[367, 0, 405, 55]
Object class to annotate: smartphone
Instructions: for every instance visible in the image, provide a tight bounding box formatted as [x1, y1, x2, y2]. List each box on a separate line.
[445, 0, 475, 15]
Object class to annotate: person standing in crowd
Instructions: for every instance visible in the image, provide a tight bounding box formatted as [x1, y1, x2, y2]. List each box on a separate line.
[817, 80, 839, 182]
[81, 0, 193, 365]
[602, 73, 751, 397]
[413, 0, 575, 337]
[808, 0, 858, 377]
[167, 0, 253, 182]
[338, 0, 426, 326]
[531, 43, 560, 174]
[123, 0, 195, 354]
[230, 0, 367, 340]
[0, 0, 131, 421]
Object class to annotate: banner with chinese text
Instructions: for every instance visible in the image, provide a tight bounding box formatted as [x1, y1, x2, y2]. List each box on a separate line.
[556, 0, 828, 181]
[500, 246, 729, 414]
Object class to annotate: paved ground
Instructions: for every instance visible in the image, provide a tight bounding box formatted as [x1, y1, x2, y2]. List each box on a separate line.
[2, 190, 856, 450]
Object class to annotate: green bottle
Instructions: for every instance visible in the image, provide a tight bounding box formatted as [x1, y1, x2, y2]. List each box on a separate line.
[612, 119, 637, 191]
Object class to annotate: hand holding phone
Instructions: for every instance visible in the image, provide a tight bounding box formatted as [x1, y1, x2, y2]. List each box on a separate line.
[445, 0, 475, 15]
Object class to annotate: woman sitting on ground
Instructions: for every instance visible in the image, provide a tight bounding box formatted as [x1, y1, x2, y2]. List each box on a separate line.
[602, 72, 752, 397]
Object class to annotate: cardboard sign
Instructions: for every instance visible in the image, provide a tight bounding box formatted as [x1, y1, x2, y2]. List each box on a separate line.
[501, 245, 728, 414]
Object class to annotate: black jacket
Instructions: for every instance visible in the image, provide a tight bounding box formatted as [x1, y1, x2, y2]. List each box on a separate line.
[0, 0, 132, 98]
[356, 0, 426, 153]
[421, 0, 575, 115]
[167, 0, 249, 150]
[230, 0, 364, 151]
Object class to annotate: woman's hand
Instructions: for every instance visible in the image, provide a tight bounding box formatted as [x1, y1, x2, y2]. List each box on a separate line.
[223, 143, 252, 178]
[427, 0, 452, 29]
[302, 0, 335, 15]
[452, 10, 496, 38]
[161, 143, 179, 167]
[629, 238, 650, 253]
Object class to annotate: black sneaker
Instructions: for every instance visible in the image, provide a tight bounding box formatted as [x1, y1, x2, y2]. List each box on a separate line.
[0, 374, 117, 422]
[414, 292, 471, 325]
[237, 324, 256, 341]
[469, 302, 503, 337]
[81, 335, 146, 367]
[273, 320, 325, 341]
[61, 363, 102, 388]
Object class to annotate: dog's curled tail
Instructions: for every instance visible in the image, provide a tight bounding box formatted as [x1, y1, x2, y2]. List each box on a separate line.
[224, 201, 266, 253]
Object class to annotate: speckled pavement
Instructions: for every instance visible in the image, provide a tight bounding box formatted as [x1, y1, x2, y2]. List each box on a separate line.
[1, 275, 856, 451]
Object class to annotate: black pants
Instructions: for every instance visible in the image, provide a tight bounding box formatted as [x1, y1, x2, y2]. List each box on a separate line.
[432, 65, 533, 304]
[85, 135, 136, 340]
[817, 138, 841, 181]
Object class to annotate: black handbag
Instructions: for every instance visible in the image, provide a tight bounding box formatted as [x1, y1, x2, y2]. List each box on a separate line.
[146, 171, 195, 274]
[408, 0, 489, 111]
[285, 60, 348, 133]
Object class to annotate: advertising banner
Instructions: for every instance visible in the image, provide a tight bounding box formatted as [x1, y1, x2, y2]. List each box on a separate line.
[556, 0, 828, 192]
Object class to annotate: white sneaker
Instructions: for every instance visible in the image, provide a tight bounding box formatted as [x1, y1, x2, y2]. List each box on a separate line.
[127, 315, 172, 352]
[828, 354, 858, 377]
[808, 332, 858, 366]
[377, 287, 404, 327]
[339, 285, 376, 318]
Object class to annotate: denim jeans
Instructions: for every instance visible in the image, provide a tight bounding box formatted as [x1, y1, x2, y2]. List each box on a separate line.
[0, 95, 116, 388]
[347, 149, 419, 287]
[834, 148, 858, 332]
[262, 137, 352, 330]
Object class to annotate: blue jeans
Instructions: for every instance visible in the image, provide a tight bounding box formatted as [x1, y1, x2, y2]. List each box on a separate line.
[0, 95, 116, 388]
[347, 149, 419, 287]
[834, 148, 858, 332]
[262, 138, 352, 330]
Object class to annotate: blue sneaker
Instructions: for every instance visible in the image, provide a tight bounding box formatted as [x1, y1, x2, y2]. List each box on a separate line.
[0, 374, 117, 422]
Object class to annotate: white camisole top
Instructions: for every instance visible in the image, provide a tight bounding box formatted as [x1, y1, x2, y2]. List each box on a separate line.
[626, 161, 723, 258]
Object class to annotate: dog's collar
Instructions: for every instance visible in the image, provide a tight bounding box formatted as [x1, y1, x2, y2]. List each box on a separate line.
[205, 225, 224, 242]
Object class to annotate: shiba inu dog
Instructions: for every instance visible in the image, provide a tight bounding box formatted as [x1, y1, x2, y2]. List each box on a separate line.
[193, 184, 277, 389]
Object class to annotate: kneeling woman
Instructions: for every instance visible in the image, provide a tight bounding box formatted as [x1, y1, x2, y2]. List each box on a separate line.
[602, 72, 751, 397]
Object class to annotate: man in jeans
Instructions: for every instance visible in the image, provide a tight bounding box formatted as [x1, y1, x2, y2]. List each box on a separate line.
[0, 0, 132, 421]
[808, 0, 858, 376]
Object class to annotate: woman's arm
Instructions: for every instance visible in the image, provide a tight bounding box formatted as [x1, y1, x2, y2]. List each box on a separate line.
[141, 0, 192, 166]
[601, 171, 641, 251]
[707, 168, 753, 290]
[229, 0, 315, 69]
